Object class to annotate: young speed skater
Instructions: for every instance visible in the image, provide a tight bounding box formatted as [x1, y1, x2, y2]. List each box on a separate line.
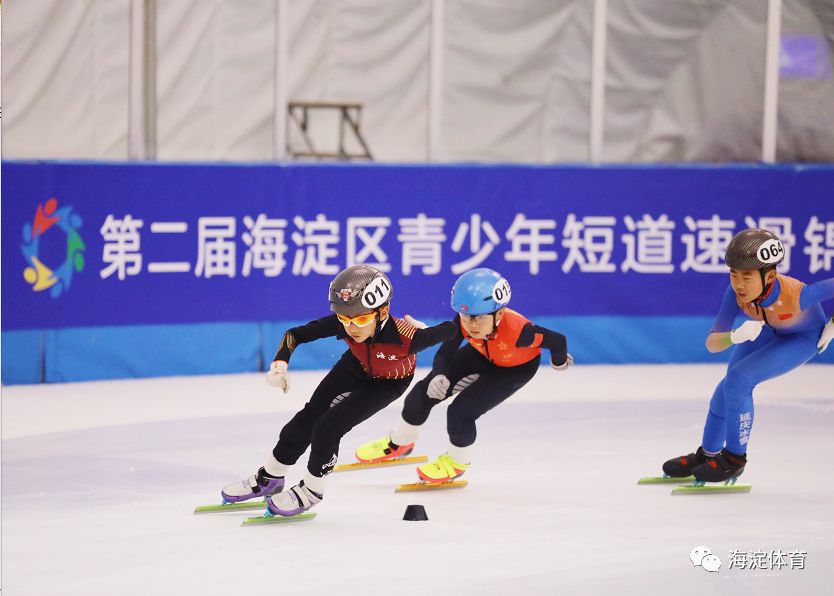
[221, 265, 457, 516]
[663, 228, 834, 483]
[355, 267, 573, 483]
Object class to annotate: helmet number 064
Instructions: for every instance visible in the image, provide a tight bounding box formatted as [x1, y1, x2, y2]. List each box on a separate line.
[758, 239, 784, 265]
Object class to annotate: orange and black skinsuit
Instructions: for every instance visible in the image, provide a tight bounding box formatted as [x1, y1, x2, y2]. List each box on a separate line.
[400, 308, 569, 448]
[271, 314, 457, 480]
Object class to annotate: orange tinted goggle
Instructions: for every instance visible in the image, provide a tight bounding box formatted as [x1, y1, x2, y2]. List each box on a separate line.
[336, 312, 377, 327]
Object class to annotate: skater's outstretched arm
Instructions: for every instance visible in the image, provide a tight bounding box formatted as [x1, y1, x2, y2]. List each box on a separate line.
[430, 316, 465, 374]
[516, 323, 570, 368]
[799, 277, 834, 310]
[272, 315, 342, 363]
[408, 317, 459, 354]
[266, 315, 343, 393]
[706, 286, 745, 353]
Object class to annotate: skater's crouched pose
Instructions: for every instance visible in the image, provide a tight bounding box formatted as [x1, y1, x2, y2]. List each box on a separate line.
[356, 267, 573, 483]
[221, 265, 457, 516]
[663, 228, 834, 484]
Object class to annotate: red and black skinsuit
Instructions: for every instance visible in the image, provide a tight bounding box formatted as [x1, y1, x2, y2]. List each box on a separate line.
[271, 314, 456, 479]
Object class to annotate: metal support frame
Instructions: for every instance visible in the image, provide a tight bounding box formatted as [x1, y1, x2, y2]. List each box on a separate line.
[287, 101, 373, 161]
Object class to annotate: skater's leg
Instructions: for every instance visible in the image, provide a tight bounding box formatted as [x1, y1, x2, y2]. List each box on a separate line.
[354, 367, 456, 463]
[701, 379, 727, 454]
[268, 377, 410, 516]
[398, 378, 440, 428]
[272, 358, 364, 466]
[223, 358, 364, 503]
[307, 376, 411, 478]
[399, 345, 491, 426]
[700, 327, 775, 453]
[417, 355, 539, 483]
[391, 344, 493, 447]
[691, 329, 819, 483]
[721, 330, 818, 455]
[665, 329, 778, 478]
[446, 355, 539, 449]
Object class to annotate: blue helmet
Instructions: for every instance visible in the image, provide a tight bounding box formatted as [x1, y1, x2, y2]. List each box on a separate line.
[450, 268, 511, 315]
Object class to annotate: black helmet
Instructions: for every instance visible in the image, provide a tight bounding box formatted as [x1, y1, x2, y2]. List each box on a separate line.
[725, 228, 785, 270]
[328, 265, 393, 317]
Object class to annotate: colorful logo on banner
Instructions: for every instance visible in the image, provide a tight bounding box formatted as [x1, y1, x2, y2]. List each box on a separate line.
[20, 198, 86, 298]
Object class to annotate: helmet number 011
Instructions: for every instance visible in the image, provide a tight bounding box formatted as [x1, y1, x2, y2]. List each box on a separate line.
[361, 276, 392, 309]
[491, 278, 512, 305]
[758, 239, 784, 265]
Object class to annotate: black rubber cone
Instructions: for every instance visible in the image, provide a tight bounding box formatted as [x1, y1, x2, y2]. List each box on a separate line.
[403, 504, 428, 521]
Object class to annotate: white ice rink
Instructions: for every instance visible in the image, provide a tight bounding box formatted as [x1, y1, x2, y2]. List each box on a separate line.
[3, 364, 833, 596]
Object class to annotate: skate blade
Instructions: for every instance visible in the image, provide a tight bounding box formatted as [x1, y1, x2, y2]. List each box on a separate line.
[335, 456, 428, 472]
[637, 476, 695, 485]
[395, 480, 468, 492]
[241, 512, 317, 525]
[672, 483, 751, 495]
[193, 500, 268, 514]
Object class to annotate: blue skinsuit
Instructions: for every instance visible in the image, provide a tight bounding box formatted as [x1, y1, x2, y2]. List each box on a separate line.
[701, 276, 834, 455]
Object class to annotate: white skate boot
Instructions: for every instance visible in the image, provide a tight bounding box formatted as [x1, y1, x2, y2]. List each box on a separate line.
[221, 467, 284, 504]
[266, 478, 323, 516]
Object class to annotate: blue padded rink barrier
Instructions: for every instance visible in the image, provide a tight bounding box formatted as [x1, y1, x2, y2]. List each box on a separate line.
[4, 162, 834, 383]
[2, 365, 834, 595]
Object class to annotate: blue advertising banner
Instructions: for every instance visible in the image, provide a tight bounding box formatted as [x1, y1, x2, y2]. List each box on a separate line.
[3, 162, 834, 332]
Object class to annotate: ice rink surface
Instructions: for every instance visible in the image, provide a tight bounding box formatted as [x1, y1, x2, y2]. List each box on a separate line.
[3, 364, 833, 596]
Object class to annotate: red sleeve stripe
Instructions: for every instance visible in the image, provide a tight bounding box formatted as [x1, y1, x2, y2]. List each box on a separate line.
[395, 319, 416, 339]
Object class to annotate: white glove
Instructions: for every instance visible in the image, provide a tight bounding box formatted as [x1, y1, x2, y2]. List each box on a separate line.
[426, 374, 450, 400]
[266, 360, 290, 393]
[551, 353, 573, 371]
[404, 314, 427, 329]
[729, 320, 765, 344]
[818, 318, 834, 353]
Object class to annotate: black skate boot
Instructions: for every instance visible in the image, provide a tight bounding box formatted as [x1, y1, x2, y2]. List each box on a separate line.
[662, 446, 712, 478]
[691, 449, 747, 485]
